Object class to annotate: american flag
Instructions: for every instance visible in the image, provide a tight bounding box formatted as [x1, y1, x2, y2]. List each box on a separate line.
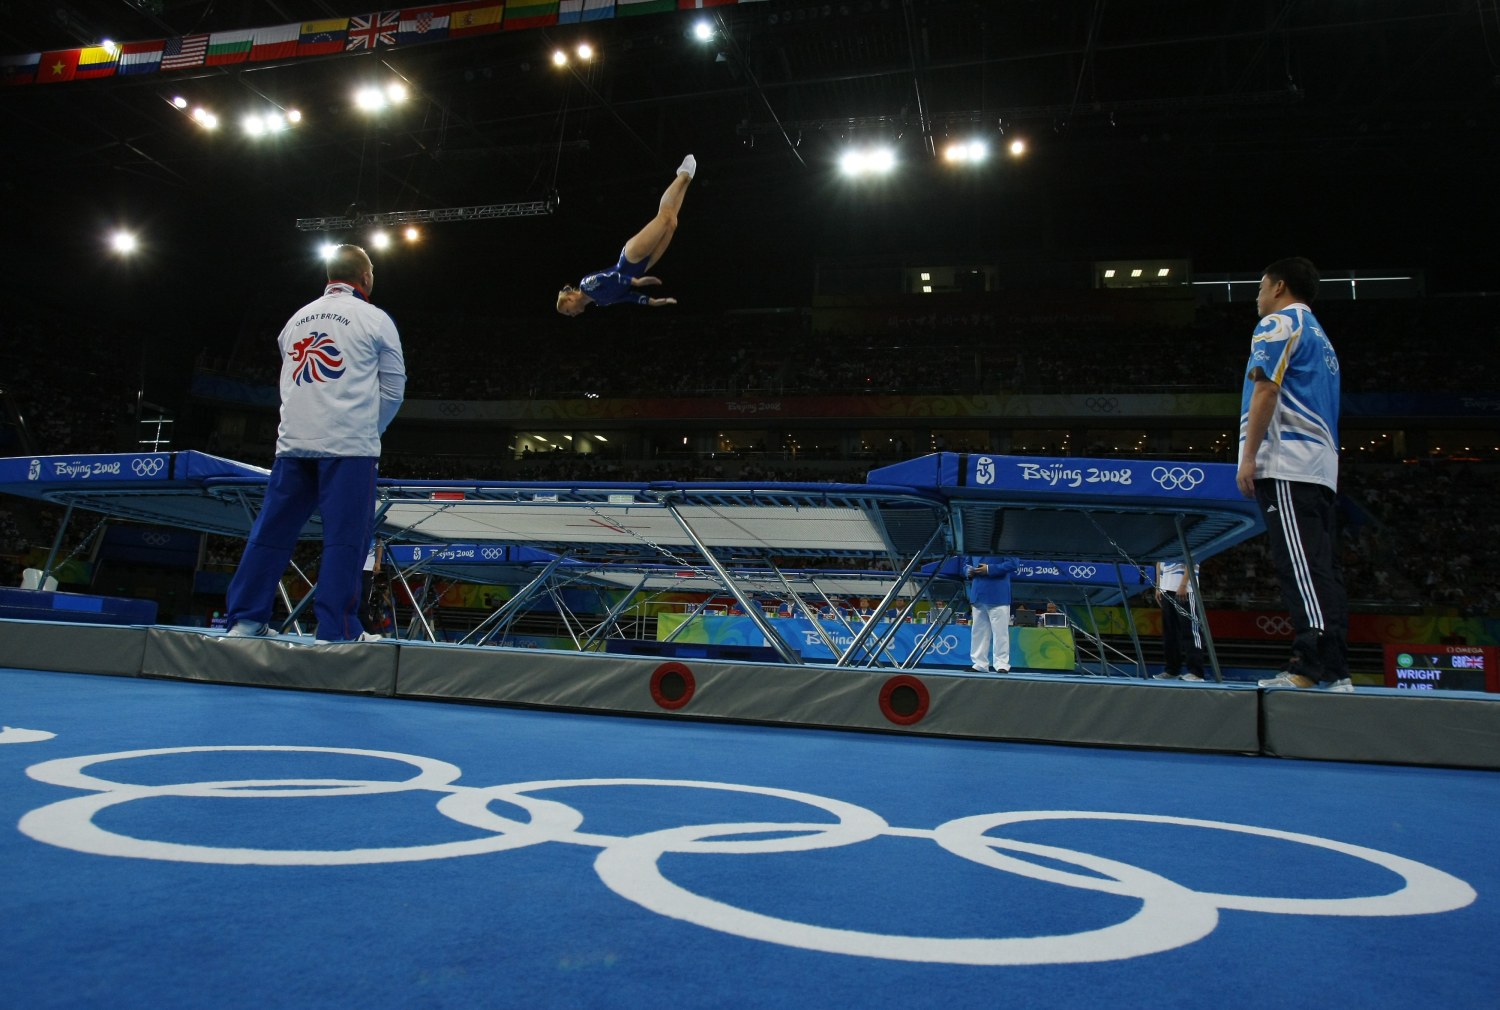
[346, 12, 399, 50]
[160, 33, 208, 70]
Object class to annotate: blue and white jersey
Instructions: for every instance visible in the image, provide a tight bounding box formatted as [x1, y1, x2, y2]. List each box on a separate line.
[275, 282, 406, 458]
[1239, 302, 1340, 490]
[1156, 561, 1199, 595]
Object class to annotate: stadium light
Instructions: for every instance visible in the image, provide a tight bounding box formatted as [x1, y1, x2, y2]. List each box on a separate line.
[840, 147, 897, 177]
[693, 20, 714, 41]
[575, 43, 593, 61]
[385, 82, 408, 103]
[370, 231, 392, 250]
[1008, 138, 1027, 157]
[403, 226, 420, 242]
[552, 49, 568, 67]
[319, 242, 338, 261]
[943, 139, 989, 164]
[190, 107, 218, 130]
[171, 95, 187, 109]
[355, 86, 385, 111]
[109, 230, 137, 254]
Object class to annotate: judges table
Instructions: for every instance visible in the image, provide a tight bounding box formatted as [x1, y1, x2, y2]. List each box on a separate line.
[656, 613, 1076, 671]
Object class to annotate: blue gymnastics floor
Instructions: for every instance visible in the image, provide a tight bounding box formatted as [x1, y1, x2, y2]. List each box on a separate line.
[3, 666, 1498, 1010]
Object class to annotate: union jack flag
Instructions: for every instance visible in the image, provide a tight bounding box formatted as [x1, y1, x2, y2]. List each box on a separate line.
[346, 12, 398, 50]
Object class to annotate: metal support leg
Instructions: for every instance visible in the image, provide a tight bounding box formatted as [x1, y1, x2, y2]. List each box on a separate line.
[581, 573, 651, 652]
[1176, 515, 1224, 683]
[1113, 563, 1148, 678]
[836, 522, 947, 668]
[39, 501, 75, 588]
[461, 555, 569, 646]
[902, 584, 967, 670]
[664, 502, 802, 665]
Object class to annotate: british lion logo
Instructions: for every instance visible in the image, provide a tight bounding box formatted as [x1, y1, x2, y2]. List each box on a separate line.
[289, 332, 346, 385]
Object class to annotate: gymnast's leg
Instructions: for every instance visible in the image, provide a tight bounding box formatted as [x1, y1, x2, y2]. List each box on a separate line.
[622, 155, 696, 271]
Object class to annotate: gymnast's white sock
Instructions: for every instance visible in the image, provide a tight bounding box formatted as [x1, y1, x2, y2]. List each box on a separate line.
[678, 154, 696, 179]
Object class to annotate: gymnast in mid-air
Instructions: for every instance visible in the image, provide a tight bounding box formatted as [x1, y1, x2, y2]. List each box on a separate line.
[556, 155, 695, 315]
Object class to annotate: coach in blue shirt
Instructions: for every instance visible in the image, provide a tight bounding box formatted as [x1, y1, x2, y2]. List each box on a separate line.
[965, 555, 1020, 673]
[1237, 256, 1350, 692]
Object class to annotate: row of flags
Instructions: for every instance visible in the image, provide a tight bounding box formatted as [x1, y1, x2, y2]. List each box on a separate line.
[1, 0, 755, 87]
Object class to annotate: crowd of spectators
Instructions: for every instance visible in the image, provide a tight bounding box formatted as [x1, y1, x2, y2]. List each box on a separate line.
[5, 290, 1500, 616]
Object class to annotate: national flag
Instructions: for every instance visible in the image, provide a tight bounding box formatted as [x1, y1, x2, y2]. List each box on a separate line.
[249, 24, 300, 62]
[161, 34, 209, 70]
[75, 45, 119, 79]
[298, 18, 349, 56]
[205, 28, 255, 65]
[117, 40, 165, 76]
[0, 52, 40, 86]
[397, 6, 453, 44]
[347, 12, 400, 50]
[36, 49, 80, 84]
[558, 0, 614, 23]
[503, 0, 558, 30]
[617, 0, 674, 14]
[451, 2, 505, 35]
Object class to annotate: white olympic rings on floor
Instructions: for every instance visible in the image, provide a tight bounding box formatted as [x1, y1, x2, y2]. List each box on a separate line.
[17, 745, 1478, 965]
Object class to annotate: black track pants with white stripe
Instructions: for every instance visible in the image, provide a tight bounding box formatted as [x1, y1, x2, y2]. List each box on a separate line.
[1254, 478, 1349, 681]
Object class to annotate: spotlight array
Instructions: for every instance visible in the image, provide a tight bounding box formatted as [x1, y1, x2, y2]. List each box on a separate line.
[943, 140, 988, 164]
[551, 43, 595, 67]
[839, 147, 896, 177]
[355, 81, 408, 111]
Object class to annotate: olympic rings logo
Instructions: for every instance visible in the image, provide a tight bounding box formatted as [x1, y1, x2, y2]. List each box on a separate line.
[1256, 615, 1295, 636]
[131, 457, 165, 477]
[915, 632, 959, 656]
[1084, 397, 1118, 412]
[18, 746, 1476, 967]
[439, 402, 467, 416]
[1067, 565, 1097, 579]
[481, 547, 505, 560]
[140, 531, 172, 547]
[1151, 466, 1204, 491]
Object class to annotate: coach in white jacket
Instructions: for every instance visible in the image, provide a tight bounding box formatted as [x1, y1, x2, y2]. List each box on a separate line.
[225, 244, 406, 642]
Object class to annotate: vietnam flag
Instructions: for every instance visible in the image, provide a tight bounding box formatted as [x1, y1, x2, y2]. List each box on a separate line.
[76, 45, 119, 79]
[37, 49, 81, 84]
[451, 2, 505, 35]
[504, 0, 558, 29]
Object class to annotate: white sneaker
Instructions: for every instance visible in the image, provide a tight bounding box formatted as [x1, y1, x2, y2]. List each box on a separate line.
[226, 620, 274, 638]
[678, 154, 697, 179]
[1321, 678, 1355, 693]
[1180, 673, 1205, 682]
[1258, 671, 1316, 689]
[971, 664, 990, 673]
[1152, 672, 1180, 681]
[995, 666, 1011, 674]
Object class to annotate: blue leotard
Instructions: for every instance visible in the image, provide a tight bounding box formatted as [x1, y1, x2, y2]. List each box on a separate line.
[578, 248, 653, 307]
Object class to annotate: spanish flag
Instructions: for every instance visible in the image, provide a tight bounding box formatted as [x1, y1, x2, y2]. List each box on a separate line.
[453, 3, 506, 35]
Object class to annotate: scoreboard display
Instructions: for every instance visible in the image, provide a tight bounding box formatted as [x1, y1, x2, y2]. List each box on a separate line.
[1383, 644, 1499, 692]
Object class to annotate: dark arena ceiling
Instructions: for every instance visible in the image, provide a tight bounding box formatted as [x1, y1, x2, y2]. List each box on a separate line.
[2, 0, 1498, 312]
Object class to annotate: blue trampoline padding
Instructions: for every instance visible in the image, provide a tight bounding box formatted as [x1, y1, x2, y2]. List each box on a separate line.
[0, 588, 156, 624]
